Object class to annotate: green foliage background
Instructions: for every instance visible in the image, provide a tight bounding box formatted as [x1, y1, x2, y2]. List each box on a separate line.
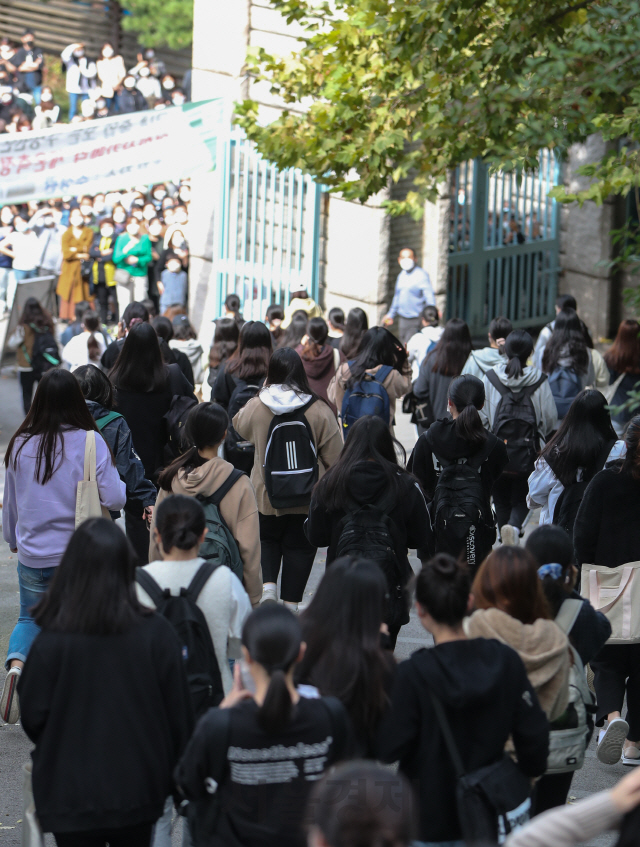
[120, 0, 194, 50]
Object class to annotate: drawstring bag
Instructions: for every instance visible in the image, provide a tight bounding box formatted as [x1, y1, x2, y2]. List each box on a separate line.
[75, 430, 111, 528]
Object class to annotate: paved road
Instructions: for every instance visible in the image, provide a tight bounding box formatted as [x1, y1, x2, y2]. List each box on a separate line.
[0, 367, 623, 846]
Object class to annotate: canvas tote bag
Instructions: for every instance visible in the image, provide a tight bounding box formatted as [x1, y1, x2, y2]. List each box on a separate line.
[22, 762, 44, 847]
[581, 562, 640, 644]
[75, 430, 111, 528]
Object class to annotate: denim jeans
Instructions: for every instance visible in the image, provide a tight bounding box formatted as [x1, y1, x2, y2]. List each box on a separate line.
[13, 268, 38, 283]
[152, 797, 192, 847]
[0, 267, 12, 306]
[6, 563, 56, 669]
[68, 91, 88, 120]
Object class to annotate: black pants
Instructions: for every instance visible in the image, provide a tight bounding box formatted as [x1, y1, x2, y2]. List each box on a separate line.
[94, 283, 109, 324]
[532, 772, 574, 816]
[19, 370, 39, 414]
[259, 512, 316, 603]
[592, 643, 640, 740]
[125, 499, 150, 564]
[492, 473, 529, 530]
[54, 822, 153, 847]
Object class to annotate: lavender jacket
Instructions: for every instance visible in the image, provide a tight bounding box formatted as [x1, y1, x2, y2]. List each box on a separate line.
[3, 428, 126, 569]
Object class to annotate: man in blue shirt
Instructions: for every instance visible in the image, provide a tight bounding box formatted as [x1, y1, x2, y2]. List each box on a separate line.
[383, 247, 436, 344]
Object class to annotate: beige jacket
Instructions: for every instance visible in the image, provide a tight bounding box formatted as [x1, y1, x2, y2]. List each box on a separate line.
[464, 607, 570, 721]
[328, 361, 412, 432]
[149, 457, 262, 607]
[234, 388, 343, 516]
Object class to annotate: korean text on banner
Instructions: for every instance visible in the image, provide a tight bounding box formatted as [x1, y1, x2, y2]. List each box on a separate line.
[0, 99, 224, 204]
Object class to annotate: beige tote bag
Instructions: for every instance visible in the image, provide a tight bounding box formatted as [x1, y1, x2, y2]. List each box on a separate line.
[22, 762, 44, 847]
[75, 430, 111, 528]
[581, 562, 640, 644]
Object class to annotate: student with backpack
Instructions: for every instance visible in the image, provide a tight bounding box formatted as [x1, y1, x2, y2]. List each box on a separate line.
[462, 315, 513, 379]
[1, 370, 125, 725]
[406, 304, 443, 380]
[533, 294, 596, 372]
[328, 326, 410, 437]
[305, 415, 430, 647]
[376, 554, 549, 845]
[213, 320, 273, 473]
[482, 329, 557, 546]
[542, 308, 597, 420]
[527, 389, 624, 534]
[603, 319, 640, 436]
[233, 348, 342, 609]
[175, 604, 353, 847]
[339, 307, 368, 359]
[295, 317, 340, 412]
[17, 518, 193, 847]
[8, 296, 60, 414]
[150, 402, 262, 607]
[408, 374, 508, 574]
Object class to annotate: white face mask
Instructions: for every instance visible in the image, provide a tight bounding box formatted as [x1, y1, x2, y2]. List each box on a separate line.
[14, 220, 28, 233]
[42, 217, 54, 227]
[113, 213, 125, 223]
[102, 47, 114, 58]
[40, 92, 53, 102]
[174, 212, 188, 224]
[74, 50, 84, 58]
[153, 190, 166, 200]
[100, 228, 113, 238]
[399, 257, 415, 272]
[139, 67, 150, 77]
[124, 79, 135, 89]
[93, 199, 106, 212]
[163, 79, 175, 90]
[127, 224, 140, 236]
[172, 95, 185, 106]
[167, 262, 181, 273]
[70, 216, 83, 227]
[143, 207, 155, 220]
[80, 205, 93, 216]
[148, 223, 162, 235]
[1, 210, 13, 225]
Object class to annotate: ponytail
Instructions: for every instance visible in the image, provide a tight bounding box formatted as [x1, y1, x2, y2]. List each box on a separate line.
[154, 494, 206, 553]
[503, 329, 534, 380]
[158, 403, 229, 491]
[87, 333, 100, 362]
[83, 310, 101, 363]
[448, 374, 486, 447]
[259, 668, 293, 734]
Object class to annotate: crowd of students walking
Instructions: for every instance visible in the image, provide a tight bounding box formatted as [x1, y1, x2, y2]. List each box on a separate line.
[2, 251, 640, 847]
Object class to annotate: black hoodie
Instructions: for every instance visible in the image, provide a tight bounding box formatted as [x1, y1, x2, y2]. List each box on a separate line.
[376, 639, 549, 842]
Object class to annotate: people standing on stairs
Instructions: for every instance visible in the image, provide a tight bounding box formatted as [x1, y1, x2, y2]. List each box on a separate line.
[108, 321, 196, 562]
[0, 370, 125, 725]
[406, 305, 443, 381]
[61, 42, 97, 120]
[329, 326, 411, 435]
[0, 213, 39, 285]
[61, 309, 106, 371]
[150, 402, 262, 607]
[339, 307, 368, 359]
[7, 296, 58, 414]
[326, 307, 345, 349]
[382, 247, 436, 344]
[408, 374, 508, 574]
[296, 558, 396, 757]
[462, 315, 513, 379]
[574, 415, 640, 769]
[281, 280, 323, 328]
[56, 207, 93, 321]
[411, 317, 473, 434]
[542, 308, 598, 420]
[376, 554, 549, 845]
[17, 518, 193, 847]
[88, 217, 117, 324]
[296, 317, 340, 412]
[213, 320, 273, 474]
[305, 415, 430, 649]
[233, 347, 342, 611]
[29, 205, 65, 279]
[113, 216, 153, 316]
[604, 319, 640, 436]
[482, 329, 557, 546]
[527, 389, 625, 532]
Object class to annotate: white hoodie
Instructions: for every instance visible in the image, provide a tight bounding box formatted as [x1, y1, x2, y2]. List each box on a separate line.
[259, 384, 312, 415]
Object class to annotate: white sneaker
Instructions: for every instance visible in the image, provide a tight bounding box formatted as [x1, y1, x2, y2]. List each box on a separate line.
[500, 525, 520, 546]
[0, 666, 21, 724]
[260, 586, 278, 605]
[622, 745, 640, 766]
[597, 718, 629, 764]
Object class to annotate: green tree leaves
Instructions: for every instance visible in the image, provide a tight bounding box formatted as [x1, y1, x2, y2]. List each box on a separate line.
[120, 0, 194, 50]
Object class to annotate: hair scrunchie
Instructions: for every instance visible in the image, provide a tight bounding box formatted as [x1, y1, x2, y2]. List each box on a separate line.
[537, 563, 564, 580]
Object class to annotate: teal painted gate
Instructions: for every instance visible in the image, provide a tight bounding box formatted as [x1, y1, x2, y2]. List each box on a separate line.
[447, 152, 559, 335]
[213, 131, 322, 321]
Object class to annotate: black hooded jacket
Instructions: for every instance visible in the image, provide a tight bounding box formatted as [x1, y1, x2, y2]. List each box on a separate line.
[376, 639, 549, 842]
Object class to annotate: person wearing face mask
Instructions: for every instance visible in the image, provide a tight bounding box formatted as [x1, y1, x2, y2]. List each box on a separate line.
[113, 76, 146, 114]
[79, 197, 96, 228]
[150, 184, 167, 211]
[160, 75, 176, 99]
[142, 202, 157, 223]
[0, 206, 15, 312]
[111, 205, 128, 235]
[170, 88, 187, 108]
[96, 42, 126, 106]
[178, 183, 191, 204]
[93, 96, 111, 119]
[5, 30, 44, 104]
[134, 62, 161, 107]
[61, 42, 97, 120]
[89, 219, 117, 324]
[146, 216, 165, 311]
[158, 252, 188, 314]
[29, 206, 65, 278]
[113, 216, 153, 316]
[383, 247, 436, 345]
[0, 216, 39, 290]
[56, 208, 94, 320]
[31, 86, 59, 129]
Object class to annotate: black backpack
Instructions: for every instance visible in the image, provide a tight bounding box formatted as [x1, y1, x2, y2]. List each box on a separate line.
[485, 370, 547, 476]
[431, 438, 497, 572]
[335, 495, 411, 630]
[225, 377, 264, 458]
[552, 438, 616, 535]
[135, 562, 224, 719]
[264, 399, 319, 509]
[24, 324, 60, 378]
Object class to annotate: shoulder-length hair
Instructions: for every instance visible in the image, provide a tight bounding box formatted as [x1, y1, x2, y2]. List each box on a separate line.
[428, 318, 472, 376]
[472, 547, 550, 625]
[32, 518, 148, 634]
[5, 369, 102, 484]
[542, 308, 589, 374]
[109, 321, 167, 393]
[226, 320, 272, 379]
[347, 326, 407, 387]
[604, 319, 640, 375]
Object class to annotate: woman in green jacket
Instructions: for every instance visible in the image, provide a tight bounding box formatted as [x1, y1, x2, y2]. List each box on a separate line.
[113, 216, 152, 319]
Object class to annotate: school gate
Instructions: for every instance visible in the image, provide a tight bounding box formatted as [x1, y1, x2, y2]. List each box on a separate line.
[447, 152, 560, 336]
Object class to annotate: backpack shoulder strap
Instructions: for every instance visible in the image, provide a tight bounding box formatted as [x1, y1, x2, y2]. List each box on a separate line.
[465, 435, 498, 471]
[186, 561, 221, 602]
[427, 689, 466, 779]
[485, 369, 508, 396]
[372, 365, 393, 385]
[135, 567, 165, 607]
[520, 374, 548, 398]
[210, 469, 245, 507]
[96, 410, 123, 431]
[321, 695, 350, 757]
[554, 598, 583, 635]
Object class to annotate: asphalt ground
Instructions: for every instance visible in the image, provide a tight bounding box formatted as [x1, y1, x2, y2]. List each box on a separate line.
[0, 366, 624, 846]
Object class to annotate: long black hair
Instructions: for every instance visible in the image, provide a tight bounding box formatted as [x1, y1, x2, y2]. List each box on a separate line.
[297, 557, 392, 745]
[277, 311, 308, 349]
[158, 403, 229, 491]
[620, 415, 640, 480]
[210, 317, 240, 367]
[264, 346, 316, 398]
[19, 296, 54, 332]
[525, 525, 574, 618]
[504, 329, 534, 379]
[5, 369, 102, 484]
[540, 389, 617, 486]
[242, 604, 302, 734]
[109, 321, 167, 392]
[154, 494, 206, 553]
[314, 415, 407, 511]
[347, 326, 407, 388]
[32, 518, 148, 634]
[74, 363, 114, 408]
[340, 307, 369, 359]
[542, 308, 590, 375]
[448, 374, 487, 447]
[428, 318, 472, 376]
[226, 320, 272, 379]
